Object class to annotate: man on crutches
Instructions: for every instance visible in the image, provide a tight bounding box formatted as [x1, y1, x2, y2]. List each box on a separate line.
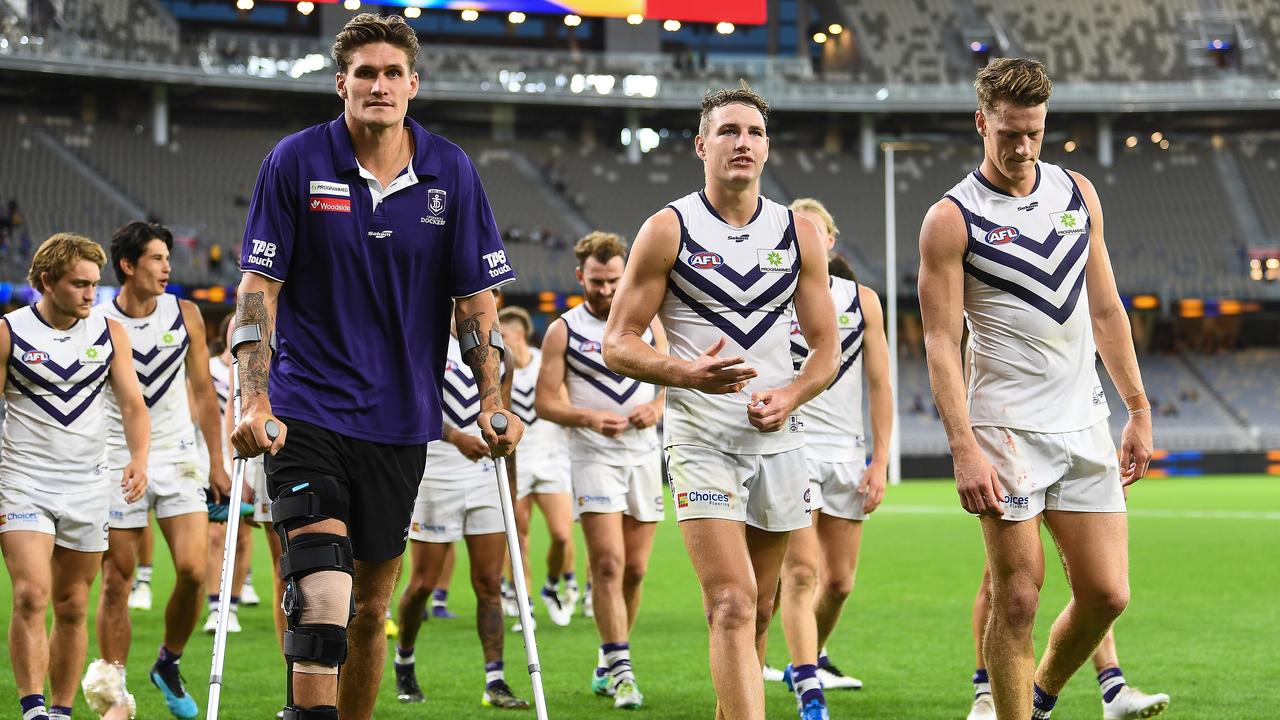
[227, 13, 521, 719]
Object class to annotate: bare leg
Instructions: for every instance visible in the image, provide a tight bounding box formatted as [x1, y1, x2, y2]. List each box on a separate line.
[780, 520, 819, 667]
[138, 521, 154, 568]
[98, 528, 142, 664]
[620, 515, 658, 632]
[396, 541, 449, 652]
[533, 492, 574, 582]
[2, 531, 55, 697]
[156, 512, 209, 654]
[465, 533, 508, 664]
[436, 543, 456, 598]
[981, 516, 1046, 720]
[814, 514, 864, 652]
[581, 512, 628, 643]
[973, 563, 993, 669]
[48, 545, 104, 706]
[233, 518, 253, 597]
[1092, 628, 1119, 672]
[1035, 512, 1130, 695]
[265, 526, 286, 652]
[337, 555, 403, 720]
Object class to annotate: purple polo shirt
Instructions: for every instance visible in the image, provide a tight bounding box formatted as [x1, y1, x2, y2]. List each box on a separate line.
[241, 115, 514, 445]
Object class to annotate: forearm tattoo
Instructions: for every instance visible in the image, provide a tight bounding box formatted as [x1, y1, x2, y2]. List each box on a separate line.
[459, 311, 502, 410]
[234, 291, 273, 399]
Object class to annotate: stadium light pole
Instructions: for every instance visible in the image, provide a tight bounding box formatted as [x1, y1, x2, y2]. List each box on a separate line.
[882, 141, 930, 485]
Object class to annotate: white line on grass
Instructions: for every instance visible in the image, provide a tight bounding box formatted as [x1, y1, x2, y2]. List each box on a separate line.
[880, 505, 1280, 521]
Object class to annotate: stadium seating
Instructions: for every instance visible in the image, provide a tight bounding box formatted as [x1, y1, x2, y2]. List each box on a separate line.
[1233, 136, 1280, 243]
[1191, 348, 1280, 446]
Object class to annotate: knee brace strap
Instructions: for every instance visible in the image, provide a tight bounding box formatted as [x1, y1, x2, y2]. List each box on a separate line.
[271, 477, 350, 531]
[282, 705, 339, 720]
[284, 623, 347, 668]
[279, 533, 354, 583]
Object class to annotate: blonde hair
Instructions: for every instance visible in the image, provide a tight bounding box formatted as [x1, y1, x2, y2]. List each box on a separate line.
[789, 198, 839, 238]
[699, 80, 770, 136]
[974, 57, 1053, 113]
[332, 13, 420, 73]
[29, 233, 107, 292]
[574, 231, 628, 266]
[498, 306, 533, 339]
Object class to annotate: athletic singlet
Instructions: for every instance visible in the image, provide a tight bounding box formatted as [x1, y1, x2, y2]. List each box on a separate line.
[511, 347, 569, 468]
[792, 276, 866, 462]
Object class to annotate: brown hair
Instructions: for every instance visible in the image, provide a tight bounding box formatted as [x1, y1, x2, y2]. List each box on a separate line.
[574, 231, 628, 266]
[790, 197, 839, 238]
[332, 13, 420, 73]
[699, 80, 770, 136]
[28, 233, 107, 292]
[498, 306, 533, 339]
[974, 58, 1053, 113]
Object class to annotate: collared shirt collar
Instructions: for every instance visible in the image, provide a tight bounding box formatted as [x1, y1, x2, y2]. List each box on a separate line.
[327, 113, 441, 180]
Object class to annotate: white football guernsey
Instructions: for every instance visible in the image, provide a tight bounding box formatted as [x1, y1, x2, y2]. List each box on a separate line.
[792, 277, 865, 462]
[510, 347, 570, 469]
[660, 191, 803, 454]
[1, 305, 114, 484]
[945, 162, 1109, 433]
[97, 293, 199, 468]
[558, 303, 658, 464]
[422, 335, 492, 489]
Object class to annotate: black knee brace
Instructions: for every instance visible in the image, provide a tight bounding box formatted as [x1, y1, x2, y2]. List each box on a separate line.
[281, 705, 339, 720]
[279, 532, 354, 668]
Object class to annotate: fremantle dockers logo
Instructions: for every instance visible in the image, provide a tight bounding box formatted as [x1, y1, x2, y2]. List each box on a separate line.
[428, 189, 447, 216]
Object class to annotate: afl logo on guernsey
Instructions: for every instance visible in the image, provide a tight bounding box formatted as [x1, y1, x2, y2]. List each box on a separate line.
[689, 251, 723, 270]
[21, 350, 49, 365]
[578, 340, 602, 354]
[984, 226, 1020, 245]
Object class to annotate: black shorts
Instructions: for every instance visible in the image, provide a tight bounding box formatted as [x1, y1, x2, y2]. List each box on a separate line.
[264, 415, 428, 563]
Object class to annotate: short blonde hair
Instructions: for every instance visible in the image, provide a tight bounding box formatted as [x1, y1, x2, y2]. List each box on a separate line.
[789, 198, 839, 238]
[574, 232, 628, 266]
[29, 233, 107, 292]
[498, 306, 533, 339]
[974, 57, 1053, 113]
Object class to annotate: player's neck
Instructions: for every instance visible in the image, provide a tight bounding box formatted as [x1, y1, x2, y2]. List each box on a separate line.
[703, 182, 760, 227]
[978, 158, 1036, 198]
[115, 284, 160, 318]
[512, 345, 532, 368]
[349, 122, 412, 184]
[34, 297, 78, 331]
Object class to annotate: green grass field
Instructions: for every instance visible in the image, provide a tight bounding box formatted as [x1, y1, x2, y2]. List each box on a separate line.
[2, 475, 1276, 719]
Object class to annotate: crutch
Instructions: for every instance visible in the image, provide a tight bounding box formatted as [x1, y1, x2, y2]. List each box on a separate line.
[490, 412, 550, 720]
[207, 347, 278, 719]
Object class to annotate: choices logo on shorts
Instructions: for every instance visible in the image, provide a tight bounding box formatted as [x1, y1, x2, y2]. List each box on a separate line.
[577, 494, 611, 508]
[1002, 494, 1030, 509]
[3, 511, 39, 525]
[677, 490, 732, 509]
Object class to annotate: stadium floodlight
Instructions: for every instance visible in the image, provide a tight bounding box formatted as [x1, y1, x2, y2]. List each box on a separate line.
[509, 11, 526, 24]
[1151, 131, 1164, 143]
[1125, 135, 1138, 148]
[828, 23, 843, 35]
[403, 6, 420, 17]
[1159, 139, 1170, 150]
[461, 9, 479, 21]
[236, 0, 254, 10]
[813, 32, 828, 43]
[716, 21, 734, 34]
[296, 0, 313, 15]
[626, 13, 643, 25]
[1064, 140, 1077, 152]
[663, 19, 681, 31]
[564, 14, 582, 27]
[343, 0, 359, 10]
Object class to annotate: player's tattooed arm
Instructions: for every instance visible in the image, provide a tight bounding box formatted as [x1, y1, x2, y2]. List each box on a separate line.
[230, 272, 286, 457]
[456, 289, 524, 455]
[458, 310, 502, 409]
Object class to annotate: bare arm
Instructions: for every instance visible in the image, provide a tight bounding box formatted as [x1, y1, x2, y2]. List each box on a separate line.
[455, 290, 523, 456]
[181, 300, 231, 498]
[627, 319, 669, 430]
[106, 319, 150, 503]
[859, 286, 892, 512]
[603, 208, 758, 393]
[230, 272, 286, 457]
[1073, 170, 1152, 484]
[748, 217, 838, 432]
[919, 199, 1002, 515]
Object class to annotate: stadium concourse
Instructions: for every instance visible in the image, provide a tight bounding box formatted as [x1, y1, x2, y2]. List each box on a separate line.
[0, 0, 1279, 719]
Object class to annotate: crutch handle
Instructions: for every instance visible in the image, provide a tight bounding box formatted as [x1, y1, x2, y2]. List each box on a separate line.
[490, 412, 509, 435]
[264, 419, 280, 441]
